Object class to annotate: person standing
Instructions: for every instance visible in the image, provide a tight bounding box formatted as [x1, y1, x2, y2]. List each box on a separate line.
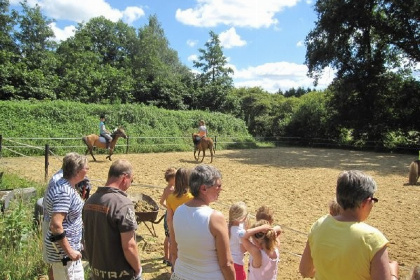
[82, 159, 142, 280]
[159, 167, 177, 266]
[99, 114, 112, 149]
[241, 220, 282, 280]
[299, 170, 399, 280]
[167, 168, 193, 267]
[43, 152, 88, 280]
[171, 164, 235, 280]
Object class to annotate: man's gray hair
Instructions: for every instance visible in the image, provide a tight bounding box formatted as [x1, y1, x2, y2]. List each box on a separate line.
[336, 170, 377, 210]
[189, 164, 222, 197]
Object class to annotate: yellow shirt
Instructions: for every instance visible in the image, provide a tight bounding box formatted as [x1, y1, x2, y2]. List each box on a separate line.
[309, 214, 389, 280]
[166, 192, 193, 213]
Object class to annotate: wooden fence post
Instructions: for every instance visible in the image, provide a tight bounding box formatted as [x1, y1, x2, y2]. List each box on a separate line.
[45, 144, 49, 182]
[214, 136, 217, 150]
[0, 135, 2, 158]
[126, 137, 129, 154]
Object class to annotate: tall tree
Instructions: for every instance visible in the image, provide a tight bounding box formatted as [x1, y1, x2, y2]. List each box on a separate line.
[305, 0, 420, 143]
[0, 0, 19, 99]
[56, 17, 137, 103]
[134, 14, 192, 109]
[193, 31, 234, 111]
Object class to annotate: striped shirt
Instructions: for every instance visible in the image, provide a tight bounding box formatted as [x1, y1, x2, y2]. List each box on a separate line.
[43, 177, 84, 263]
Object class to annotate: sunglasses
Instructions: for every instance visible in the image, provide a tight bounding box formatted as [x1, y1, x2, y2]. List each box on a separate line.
[370, 197, 379, 203]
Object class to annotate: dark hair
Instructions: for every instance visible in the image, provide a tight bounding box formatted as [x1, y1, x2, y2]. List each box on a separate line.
[100, 114, 105, 119]
[174, 168, 190, 198]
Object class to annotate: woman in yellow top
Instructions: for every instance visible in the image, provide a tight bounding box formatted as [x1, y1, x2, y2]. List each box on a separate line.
[167, 168, 194, 267]
[299, 170, 399, 280]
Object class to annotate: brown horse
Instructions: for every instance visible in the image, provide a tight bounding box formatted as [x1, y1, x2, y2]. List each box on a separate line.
[192, 133, 215, 163]
[82, 127, 128, 161]
[408, 160, 420, 185]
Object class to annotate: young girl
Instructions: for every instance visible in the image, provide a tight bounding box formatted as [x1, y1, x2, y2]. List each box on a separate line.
[159, 167, 177, 266]
[228, 201, 249, 280]
[242, 220, 282, 280]
[166, 168, 193, 266]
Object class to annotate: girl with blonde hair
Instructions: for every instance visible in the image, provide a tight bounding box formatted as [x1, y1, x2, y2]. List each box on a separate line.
[242, 220, 282, 280]
[228, 201, 249, 280]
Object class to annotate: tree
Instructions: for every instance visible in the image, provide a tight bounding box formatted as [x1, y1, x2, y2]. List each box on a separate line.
[305, 0, 420, 144]
[12, 0, 58, 100]
[0, 0, 19, 99]
[134, 15, 192, 109]
[56, 17, 137, 103]
[193, 31, 234, 111]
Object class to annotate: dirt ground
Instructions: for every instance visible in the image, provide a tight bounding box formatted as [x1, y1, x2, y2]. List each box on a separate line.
[1, 147, 419, 279]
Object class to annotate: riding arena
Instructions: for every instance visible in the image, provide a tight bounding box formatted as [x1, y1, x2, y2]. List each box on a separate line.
[1, 137, 419, 279]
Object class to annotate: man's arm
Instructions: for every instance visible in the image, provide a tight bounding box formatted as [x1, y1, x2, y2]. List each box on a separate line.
[121, 230, 142, 276]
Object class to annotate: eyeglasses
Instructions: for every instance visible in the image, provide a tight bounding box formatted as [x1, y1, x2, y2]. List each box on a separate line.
[370, 197, 379, 203]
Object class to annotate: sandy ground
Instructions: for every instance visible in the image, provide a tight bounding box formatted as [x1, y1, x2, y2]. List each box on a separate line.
[1, 147, 419, 279]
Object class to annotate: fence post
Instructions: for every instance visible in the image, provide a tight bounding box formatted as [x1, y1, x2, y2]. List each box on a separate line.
[126, 137, 129, 154]
[0, 135, 2, 158]
[45, 144, 49, 182]
[214, 136, 217, 150]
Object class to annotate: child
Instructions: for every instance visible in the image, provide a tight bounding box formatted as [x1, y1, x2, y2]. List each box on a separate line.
[255, 205, 274, 224]
[228, 201, 249, 280]
[328, 199, 341, 216]
[99, 114, 112, 149]
[159, 167, 177, 266]
[241, 220, 282, 280]
[193, 120, 207, 147]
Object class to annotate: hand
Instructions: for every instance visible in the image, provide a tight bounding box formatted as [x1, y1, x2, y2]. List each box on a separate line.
[68, 249, 82, 261]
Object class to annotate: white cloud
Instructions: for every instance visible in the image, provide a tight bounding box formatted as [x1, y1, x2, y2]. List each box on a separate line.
[219, 27, 246, 49]
[12, 0, 144, 41]
[232, 62, 334, 92]
[296, 41, 304, 47]
[175, 0, 299, 28]
[188, 54, 198, 62]
[122, 7, 145, 24]
[49, 22, 76, 42]
[187, 39, 198, 47]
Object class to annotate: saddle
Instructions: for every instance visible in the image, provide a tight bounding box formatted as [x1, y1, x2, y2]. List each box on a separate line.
[98, 136, 107, 143]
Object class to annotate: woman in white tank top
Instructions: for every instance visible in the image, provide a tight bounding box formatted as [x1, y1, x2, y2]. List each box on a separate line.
[171, 165, 235, 280]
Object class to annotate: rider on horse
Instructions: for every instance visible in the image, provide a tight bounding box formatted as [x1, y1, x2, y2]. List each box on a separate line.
[99, 114, 112, 149]
[193, 120, 207, 148]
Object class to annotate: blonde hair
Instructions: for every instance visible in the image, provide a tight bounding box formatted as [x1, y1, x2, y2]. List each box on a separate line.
[256, 205, 274, 224]
[329, 199, 341, 216]
[251, 220, 277, 252]
[228, 201, 248, 237]
[164, 167, 177, 182]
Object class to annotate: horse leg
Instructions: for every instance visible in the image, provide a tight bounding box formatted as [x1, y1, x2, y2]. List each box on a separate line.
[201, 149, 205, 162]
[106, 149, 113, 161]
[194, 147, 199, 161]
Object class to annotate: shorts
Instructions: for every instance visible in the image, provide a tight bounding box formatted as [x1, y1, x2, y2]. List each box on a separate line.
[52, 259, 84, 280]
[234, 263, 246, 280]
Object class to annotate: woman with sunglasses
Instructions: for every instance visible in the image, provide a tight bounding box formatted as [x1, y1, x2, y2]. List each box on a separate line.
[299, 170, 399, 280]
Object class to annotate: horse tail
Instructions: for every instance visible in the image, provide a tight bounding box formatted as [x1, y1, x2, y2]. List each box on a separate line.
[408, 160, 419, 185]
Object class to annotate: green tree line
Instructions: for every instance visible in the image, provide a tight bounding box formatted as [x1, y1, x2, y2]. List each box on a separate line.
[1, 0, 419, 151]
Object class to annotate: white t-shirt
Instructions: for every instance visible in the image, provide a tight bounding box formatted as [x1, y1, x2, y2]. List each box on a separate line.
[230, 224, 245, 265]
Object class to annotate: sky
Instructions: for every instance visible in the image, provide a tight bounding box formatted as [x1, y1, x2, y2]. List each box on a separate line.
[9, 0, 336, 93]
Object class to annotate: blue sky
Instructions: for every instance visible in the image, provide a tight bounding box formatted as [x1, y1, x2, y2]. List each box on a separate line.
[9, 0, 335, 93]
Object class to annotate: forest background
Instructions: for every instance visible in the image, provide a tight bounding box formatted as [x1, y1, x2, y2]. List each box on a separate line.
[1, 0, 419, 152]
